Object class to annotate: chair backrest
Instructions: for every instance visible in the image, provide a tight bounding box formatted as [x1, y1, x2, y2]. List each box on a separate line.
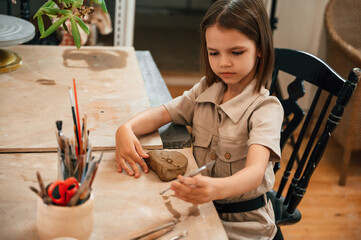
[268, 48, 360, 226]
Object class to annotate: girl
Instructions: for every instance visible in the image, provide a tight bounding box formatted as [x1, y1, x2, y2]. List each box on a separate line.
[115, 0, 283, 239]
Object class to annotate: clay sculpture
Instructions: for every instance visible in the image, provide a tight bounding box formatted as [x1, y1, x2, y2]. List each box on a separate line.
[146, 150, 188, 181]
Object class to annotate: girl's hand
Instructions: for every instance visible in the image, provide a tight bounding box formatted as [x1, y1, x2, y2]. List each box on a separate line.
[171, 175, 222, 204]
[115, 124, 149, 178]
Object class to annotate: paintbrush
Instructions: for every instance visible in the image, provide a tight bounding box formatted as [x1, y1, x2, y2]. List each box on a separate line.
[73, 78, 82, 156]
[159, 160, 216, 195]
[68, 87, 80, 156]
[29, 186, 52, 205]
[81, 144, 92, 183]
[55, 120, 65, 153]
[36, 171, 46, 198]
[29, 186, 41, 198]
[89, 152, 103, 188]
[35, 172, 53, 204]
[56, 120, 63, 136]
[67, 158, 98, 206]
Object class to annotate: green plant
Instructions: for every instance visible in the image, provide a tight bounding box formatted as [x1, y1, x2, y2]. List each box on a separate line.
[33, 0, 108, 49]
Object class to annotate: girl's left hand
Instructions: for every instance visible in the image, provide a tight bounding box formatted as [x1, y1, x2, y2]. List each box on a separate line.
[171, 175, 221, 204]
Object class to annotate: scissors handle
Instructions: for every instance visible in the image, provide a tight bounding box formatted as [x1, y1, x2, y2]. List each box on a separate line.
[48, 180, 67, 205]
[64, 177, 79, 204]
[47, 177, 79, 206]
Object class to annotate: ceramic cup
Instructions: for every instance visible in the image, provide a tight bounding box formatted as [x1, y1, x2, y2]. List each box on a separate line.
[36, 194, 94, 240]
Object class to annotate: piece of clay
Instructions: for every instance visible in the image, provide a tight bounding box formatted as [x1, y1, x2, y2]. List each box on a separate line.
[145, 150, 188, 182]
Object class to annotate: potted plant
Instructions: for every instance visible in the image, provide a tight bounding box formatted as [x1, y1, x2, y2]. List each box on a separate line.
[33, 0, 108, 49]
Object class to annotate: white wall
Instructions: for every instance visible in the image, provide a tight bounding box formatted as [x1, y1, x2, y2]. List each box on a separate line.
[273, 0, 330, 109]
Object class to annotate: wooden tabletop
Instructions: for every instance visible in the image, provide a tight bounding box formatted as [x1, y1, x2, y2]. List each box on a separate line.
[0, 150, 227, 239]
[0, 45, 162, 152]
[0, 45, 191, 153]
[0, 45, 218, 239]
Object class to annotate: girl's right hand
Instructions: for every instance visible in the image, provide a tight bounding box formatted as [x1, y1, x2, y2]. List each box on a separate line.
[115, 124, 149, 178]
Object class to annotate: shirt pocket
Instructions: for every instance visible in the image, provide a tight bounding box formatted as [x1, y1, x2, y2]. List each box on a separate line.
[192, 123, 212, 148]
[217, 137, 248, 163]
[191, 124, 212, 168]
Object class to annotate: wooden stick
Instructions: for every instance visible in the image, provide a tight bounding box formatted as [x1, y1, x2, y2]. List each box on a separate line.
[36, 171, 46, 198]
[138, 225, 173, 240]
[29, 186, 41, 198]
[126, 219, 177, 240]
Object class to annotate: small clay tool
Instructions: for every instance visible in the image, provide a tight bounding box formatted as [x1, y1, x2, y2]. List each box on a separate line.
[127, 219, 177, 240]
[169, 230, 188, 240]
[159, 160, 216, 195]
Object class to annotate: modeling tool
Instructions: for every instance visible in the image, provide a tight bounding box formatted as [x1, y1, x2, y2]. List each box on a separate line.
[159, 160, 216, 195]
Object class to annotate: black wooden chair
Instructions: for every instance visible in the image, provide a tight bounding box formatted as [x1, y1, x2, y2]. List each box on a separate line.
[267, 48, 360, 240]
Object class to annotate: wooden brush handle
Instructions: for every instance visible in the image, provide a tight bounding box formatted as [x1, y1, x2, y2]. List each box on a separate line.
[127, 219, 176, 240]
[138, 225, 173, 240]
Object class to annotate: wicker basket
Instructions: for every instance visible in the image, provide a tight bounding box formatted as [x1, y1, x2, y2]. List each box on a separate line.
[325, 0, 361, 185]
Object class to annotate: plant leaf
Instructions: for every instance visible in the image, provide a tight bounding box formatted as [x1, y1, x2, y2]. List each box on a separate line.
[40, 15, 68, 38]
[74, 16, 90, 35]
[41, 6, 59, 16]
[62, 22, 69, 33]
[94, 0, 108, 13]
[63, 0, 71, 6]
[73, 0, 83, 9]
[57, 9, 73, 15]
[37, 16, 45, 35]
[70, 15, 81, 49]
[34, 0, 55, 18]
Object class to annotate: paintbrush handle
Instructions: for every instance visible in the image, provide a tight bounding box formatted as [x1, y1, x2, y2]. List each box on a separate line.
[127, 219, 177, 240]
[138, 225, 173, 240]
[36, 171, 46, 198]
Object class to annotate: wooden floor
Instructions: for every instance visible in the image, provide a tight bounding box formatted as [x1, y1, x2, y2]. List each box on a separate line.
[278, 139, 361, 240]
[165, 81, 361, 240]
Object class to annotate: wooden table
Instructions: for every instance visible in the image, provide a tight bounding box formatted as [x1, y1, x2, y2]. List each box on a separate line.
[0, 45, 163, 152]
[0, 45, 191, 153]
[0, 150, 227, 239]
[0, 45, 225, 239]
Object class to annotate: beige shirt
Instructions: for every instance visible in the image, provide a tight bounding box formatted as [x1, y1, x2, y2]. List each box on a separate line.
[164, 77, 283, 240]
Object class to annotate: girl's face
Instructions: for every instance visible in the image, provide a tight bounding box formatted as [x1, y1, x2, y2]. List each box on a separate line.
[206, 24, 260, 89]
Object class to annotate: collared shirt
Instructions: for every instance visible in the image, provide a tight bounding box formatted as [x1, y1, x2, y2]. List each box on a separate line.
[164, 77, 284, 240]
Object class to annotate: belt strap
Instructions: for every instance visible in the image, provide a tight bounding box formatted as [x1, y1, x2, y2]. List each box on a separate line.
[213, 195, 268, 213]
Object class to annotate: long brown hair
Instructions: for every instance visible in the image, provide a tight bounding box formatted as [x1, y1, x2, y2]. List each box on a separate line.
[200, 0, 274, 92]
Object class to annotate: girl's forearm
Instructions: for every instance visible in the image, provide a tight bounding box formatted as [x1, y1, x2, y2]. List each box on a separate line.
[214, 165, 266, 200]
[123, 106, 172, 136]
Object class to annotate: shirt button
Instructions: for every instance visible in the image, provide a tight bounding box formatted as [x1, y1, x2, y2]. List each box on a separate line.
[210, 152, 217, 160]
[225, 152, 231, 160]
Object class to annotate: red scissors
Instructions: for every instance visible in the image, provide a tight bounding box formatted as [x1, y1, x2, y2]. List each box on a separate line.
[47, 177, 79, 206]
